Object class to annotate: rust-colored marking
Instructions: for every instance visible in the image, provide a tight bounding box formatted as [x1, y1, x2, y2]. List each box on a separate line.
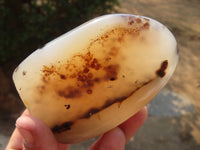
[80, 79, 154, 119]
[44, 17, 160, 134]
[38, 21, 152, 110]
[52, 121, 73, 133]
[104, 64, 120, 81]
[82, 108, 101, 118]
[143, 22, 150, 30]
[65, 104, 70, 109]
[136, 18, 142, 23]
[52, 78, 155, 133]
[87, 89, 92, 94]
[109, 47, 119, 56]
[156, 60, 168, 77]
[128, 16, 135, 25]
[59, 74, 66, 80]
[83, 67, 89, 73]
[90, 58, 101, 70]
[22, 71, 26, 76]
[58, 87, 82, 99]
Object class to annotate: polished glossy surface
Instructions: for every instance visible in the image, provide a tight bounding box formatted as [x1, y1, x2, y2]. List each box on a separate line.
[13, 14, 178, 143]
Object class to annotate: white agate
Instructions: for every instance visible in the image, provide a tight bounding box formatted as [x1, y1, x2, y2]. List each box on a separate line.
[13, 14, 178, 143]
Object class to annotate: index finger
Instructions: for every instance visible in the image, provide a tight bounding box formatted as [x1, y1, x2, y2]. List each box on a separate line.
[6, 109, 30, 150]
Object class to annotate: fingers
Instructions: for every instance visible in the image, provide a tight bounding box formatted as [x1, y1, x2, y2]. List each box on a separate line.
[57, 143, 70, 150]
[89, 107, 148, 150]
[89, 127, 126, 150]
[6, 110, 29, 150]
[119, 106, 148, 143]
[16, 113, 69, 150]
[6, 107, 147, 150]
[6, 128, 23, 150]
[6, 110, 69, 150]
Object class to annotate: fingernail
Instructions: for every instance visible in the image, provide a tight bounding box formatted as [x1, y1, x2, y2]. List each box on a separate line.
[16, 122, 34, 147]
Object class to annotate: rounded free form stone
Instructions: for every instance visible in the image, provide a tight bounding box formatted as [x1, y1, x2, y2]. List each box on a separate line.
[13, 14, 178, 143]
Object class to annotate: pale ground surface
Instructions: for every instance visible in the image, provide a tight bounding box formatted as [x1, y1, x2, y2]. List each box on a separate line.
[0, 0, 200, 149]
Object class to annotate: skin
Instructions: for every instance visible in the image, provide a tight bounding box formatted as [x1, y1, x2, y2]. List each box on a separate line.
[6, 107, 148, 150]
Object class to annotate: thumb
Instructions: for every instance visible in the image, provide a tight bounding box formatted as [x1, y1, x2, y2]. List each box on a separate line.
[15, 113, 68, 150]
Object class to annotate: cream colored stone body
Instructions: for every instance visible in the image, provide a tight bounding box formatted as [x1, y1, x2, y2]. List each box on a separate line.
[13, 14, 178, 143]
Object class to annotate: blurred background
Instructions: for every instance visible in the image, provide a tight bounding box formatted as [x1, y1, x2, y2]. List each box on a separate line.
[0, 0, 200, 149]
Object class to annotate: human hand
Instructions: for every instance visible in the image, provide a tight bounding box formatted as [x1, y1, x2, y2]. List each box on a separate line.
[6, 107, 147, 150]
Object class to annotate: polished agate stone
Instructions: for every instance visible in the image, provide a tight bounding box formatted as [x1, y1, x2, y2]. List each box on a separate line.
[13, 14, 178, 143]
